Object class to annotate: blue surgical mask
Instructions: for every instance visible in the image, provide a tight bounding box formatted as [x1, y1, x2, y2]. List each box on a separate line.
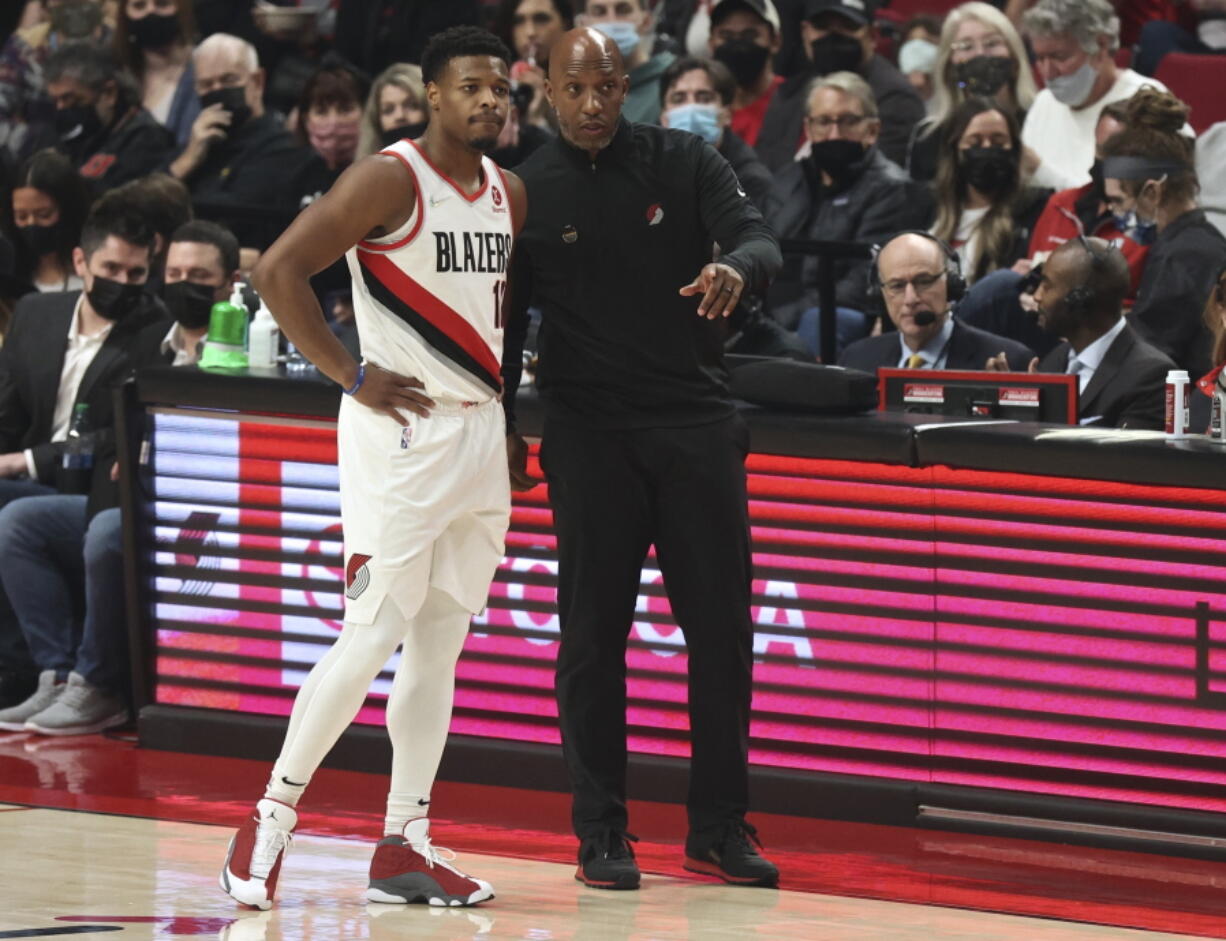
[593, 20, 641, 59]
[1046, 60, 1098, 107]
[666, 103, 721, 145]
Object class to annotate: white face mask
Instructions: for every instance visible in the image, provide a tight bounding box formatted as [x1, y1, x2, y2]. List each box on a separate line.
[1046, 59, 1098, 106]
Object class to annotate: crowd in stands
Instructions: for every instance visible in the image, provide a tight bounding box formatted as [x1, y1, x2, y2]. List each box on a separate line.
[2, 0, 1226, 737]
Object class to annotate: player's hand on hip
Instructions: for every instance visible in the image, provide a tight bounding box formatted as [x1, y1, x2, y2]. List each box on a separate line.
[354, 362, 435, 423]
[680, 262, 744, 320]
[506, 432, 540, 492]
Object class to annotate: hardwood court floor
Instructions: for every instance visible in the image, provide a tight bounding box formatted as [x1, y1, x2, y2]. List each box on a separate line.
[0, 804, 1211, 941]
[3, 733, 1226, 939]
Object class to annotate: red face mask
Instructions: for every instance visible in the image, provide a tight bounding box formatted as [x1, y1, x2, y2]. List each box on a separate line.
[307, 114, 360, 167]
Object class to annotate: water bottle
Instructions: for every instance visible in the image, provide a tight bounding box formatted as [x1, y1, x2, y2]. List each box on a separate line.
[1212, 370, 1226, 442]
[60, 402, 94, 493]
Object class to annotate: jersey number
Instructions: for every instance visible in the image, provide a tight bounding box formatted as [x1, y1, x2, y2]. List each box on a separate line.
[492, 279, 507, 330]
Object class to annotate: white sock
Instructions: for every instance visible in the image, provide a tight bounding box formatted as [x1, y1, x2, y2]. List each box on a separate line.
[264, 769, 309, 808]
[385, 793, 431, 838]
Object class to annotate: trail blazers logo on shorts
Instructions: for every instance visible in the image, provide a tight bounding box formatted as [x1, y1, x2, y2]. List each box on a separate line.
[346, 553, 373, 600]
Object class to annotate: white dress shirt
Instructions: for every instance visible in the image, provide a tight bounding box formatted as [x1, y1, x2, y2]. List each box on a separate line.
[24, 296, 113, 479]
[1066, 316, 1126, 395]
[161, 322, 204, 367]
[897, 315, 955, 369]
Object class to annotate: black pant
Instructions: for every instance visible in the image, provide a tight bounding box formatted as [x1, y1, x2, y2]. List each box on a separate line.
[541, 412, 755, 840]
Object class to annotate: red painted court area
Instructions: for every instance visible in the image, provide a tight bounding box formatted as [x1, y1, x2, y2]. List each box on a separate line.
[2, 733, 1226, 938]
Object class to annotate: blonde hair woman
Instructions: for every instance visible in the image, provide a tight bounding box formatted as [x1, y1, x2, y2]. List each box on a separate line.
[906, 2, 1037, 182]
[357, 63, 426, 158]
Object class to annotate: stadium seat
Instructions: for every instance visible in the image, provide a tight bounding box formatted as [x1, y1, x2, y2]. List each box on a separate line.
[1154, 52, 1226, 133]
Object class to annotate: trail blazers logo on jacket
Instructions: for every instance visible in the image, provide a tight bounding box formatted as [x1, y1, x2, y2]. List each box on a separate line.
[646, 203, 664, 226]
[346, 553, 373, 600]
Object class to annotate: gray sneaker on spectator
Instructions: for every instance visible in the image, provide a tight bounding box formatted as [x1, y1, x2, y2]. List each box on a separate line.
[0, 670, 64, 731]
[24, 672, 128, 736]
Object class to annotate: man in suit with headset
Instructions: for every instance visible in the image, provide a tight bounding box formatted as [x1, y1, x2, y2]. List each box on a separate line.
[994, 237, 1173, 429]
[838, 231, 1033, 373]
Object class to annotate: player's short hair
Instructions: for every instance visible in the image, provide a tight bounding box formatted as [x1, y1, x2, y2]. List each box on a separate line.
[171, 220, 241, 277]
[420, 26, 512, 87]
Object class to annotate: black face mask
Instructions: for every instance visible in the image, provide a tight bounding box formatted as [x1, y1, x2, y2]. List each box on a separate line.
[18, 222, 62, 258]
[162, 280, 217, 330]
[810, 33, 863, 76]
[952, 56, 1015, 97]
[54, 103, 104, 145]
[713, 39, 772, 88]
[960, 146, 1019, 196]
[200, 86, 252, 130]
[128, 11, 180, 49]
[380, 121, 428, 147]
[806, 138, 866, 182]
[50, 0, 102, 40]
[87, 276, 145, 323]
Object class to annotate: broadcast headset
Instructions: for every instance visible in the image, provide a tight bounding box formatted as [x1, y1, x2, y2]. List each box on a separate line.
[866, 230, 966, 326]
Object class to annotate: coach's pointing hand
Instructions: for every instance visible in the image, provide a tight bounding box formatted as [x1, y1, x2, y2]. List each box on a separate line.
[680, 262, 744, 321]
[353, 362, 435, 424]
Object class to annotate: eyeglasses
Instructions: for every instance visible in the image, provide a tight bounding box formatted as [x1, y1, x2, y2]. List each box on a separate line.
[882, 270, 946, 298]
[950, 35, 1010, 56]
[805, 114, 868, 132]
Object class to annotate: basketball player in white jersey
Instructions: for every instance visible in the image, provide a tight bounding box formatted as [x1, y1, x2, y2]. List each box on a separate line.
[218, 26, 528, 910]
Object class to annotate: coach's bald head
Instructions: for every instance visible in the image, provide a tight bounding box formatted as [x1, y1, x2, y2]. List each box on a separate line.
[545, 27, 628, 157]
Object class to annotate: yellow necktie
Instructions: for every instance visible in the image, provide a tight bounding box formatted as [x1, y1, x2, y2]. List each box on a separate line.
[907, 353, 926, 369]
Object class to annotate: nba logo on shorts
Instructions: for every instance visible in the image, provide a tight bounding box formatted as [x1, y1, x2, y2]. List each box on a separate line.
[400, 426, 413, 449]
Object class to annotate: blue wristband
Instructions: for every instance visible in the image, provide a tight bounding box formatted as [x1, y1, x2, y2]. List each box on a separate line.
[342, 364, 365, 396]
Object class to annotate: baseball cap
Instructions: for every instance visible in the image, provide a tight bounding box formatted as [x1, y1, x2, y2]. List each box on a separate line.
[710, 0, 783, 35]
[803, 0, 876, 28]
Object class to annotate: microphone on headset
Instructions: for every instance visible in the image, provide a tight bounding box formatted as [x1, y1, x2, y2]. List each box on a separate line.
[913, 310, 937, 327]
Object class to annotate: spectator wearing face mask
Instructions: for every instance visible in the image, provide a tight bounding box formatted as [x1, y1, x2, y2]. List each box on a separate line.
[295, 57, 369, 186]
[10, 148, 91, 294]
[43, 43, 175, 194]
[756, 0, 924, 172]
[168, 33, 327, 254]
[113, 0, 201, 149]
[906, 2, 1037, 184]
[1104, 87, 1226, 380]
[705, 0, 784, 149]
[0, 0, 113, 162]
[94, 171, 194, 293]
[766, 71, 927, 355]
[659, 56, 775, 215]
[897, 15, 941, 113]
[578, 0, 677, 125]
[357, 63, 428, 159]
[1021, 0, 1177, 192]
[930, 98, 1052, 285]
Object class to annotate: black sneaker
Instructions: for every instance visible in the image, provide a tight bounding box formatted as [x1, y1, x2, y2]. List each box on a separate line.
[576, 829, 641, 890]
[0, 667, 37, 711]
[684, 819, 779, 887]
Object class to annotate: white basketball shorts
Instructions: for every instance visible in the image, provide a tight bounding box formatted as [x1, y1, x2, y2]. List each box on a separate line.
[337, 393, 510, 623]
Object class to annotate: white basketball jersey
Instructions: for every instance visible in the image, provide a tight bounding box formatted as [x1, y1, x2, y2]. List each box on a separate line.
[346, 139, 513, 403]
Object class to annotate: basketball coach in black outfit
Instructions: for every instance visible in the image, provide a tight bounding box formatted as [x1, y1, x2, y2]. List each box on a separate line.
[503, 27, 781, 891]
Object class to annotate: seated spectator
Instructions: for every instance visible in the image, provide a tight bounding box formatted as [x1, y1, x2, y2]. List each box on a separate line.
[358, 63, 428, 158]
[1021, 0, 1175, 191]
[11, 147, 91, 293]
[95, 171, 194, 290]
[44, 42, 175, 192]
[766, 71, 927, 354]
[1134, 1, 1226, 77]
[840, 231, 1034, 373]
[1027, 237, 1172, 428]
[756, 0, 925, 171]
[897, 15, 941, 112]
[294, 56, 369, 190]
[493, 0, 574, 131]
[0, 203, 159, 712]
[907, 2, 1037, 183]
[0, 0, 112, 162]
[659, 56, 775, 215]
[706, 0, 784, 149]
[169, 33, 327, 254]
[578, 0, 676, 125]
[1103, 87, 1226, 380]
[0, 219, 235, 736]
[113, 0, 201, 148]
[930, 98, 1052, 284]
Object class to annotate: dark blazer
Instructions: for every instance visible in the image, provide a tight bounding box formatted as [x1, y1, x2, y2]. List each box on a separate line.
[838, 318, 1035, 373]
[1038, 322, 1173, 430]
[0, 290, 155, 484]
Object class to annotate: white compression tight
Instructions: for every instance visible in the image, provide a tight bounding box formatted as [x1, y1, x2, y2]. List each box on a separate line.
[264, 587, 472, 833]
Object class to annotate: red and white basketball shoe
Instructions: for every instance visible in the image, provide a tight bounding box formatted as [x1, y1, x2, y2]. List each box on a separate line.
[365, 818, 494, 907]
[219, 798, 297, 910]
